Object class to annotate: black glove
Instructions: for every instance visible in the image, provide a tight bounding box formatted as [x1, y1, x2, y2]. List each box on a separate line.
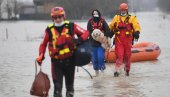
[110, 31, 116, 38]
[73, 37, 83, 45]
[104, 31, 114, 38]
[133, 31, 140, 40]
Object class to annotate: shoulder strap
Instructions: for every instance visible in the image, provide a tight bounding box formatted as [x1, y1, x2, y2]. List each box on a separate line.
[69, 22, 74, 36]
[90, 18, 94, 25]
[125, 15, 131, 23]
[119, 15, 123, 23]
[98, 18, 104, 30]
[89, 17, 93, 21]
[64, 20, 74, 36]
[47, 23, 54, 29]
[100, 18, 104, 23]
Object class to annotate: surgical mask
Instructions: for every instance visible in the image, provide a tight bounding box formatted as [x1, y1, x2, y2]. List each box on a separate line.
[93, 14, 99, 17]
[54, 21, 65, 27]
[120, 12, 128, 17]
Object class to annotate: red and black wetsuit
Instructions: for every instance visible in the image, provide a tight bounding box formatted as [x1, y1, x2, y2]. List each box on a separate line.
[39, 21, 89, 97]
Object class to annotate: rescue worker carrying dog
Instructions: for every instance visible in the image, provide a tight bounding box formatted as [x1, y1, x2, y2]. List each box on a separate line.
[87, 9, 111, 76]
[109, 3, 141, 77]
[36, 7, 89, 97]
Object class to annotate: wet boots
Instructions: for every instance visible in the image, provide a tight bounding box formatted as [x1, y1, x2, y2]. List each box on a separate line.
[114, 72, 120, 77]
[114, 71, 129, 77]
[54, 91, 62, 97]
[54, 91, 74, 97]
[66, 91, 74, 97]
[126, 70, 129, 76]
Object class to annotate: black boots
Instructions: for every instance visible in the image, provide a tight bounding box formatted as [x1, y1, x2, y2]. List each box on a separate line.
[114, 71, 130, 77]
[114, 72, 120, 77]
[54, 91, 74, 97]
[66, 91, 74, 97]
[126, 70, 129, 76]
[54, 91, 62, 97]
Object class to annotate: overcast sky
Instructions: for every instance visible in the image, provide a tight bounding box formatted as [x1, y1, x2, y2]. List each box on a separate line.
[20, 0, 33, 2]
[19, 0, 33, 3]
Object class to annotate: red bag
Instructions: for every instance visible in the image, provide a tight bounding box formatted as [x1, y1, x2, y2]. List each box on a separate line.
[30, 61, 50, 97]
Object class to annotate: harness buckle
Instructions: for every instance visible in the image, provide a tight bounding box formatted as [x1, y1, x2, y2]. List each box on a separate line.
[116, 31, 120, 35]
[125, 31, 130, 35]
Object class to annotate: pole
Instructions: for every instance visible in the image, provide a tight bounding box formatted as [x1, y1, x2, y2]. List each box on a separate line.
[6, 28, 8, 40]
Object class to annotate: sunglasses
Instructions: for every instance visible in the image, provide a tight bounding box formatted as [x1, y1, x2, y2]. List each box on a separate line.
[53, 15, 63, 19]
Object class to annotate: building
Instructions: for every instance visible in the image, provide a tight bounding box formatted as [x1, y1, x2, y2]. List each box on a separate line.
[19, 0, 52, 20]
[33, 0, 55, 14]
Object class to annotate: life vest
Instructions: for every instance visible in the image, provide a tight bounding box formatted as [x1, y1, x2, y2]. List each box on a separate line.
[114, 15, 134, 36]
[47, 21, 76, 59]
[90, 18, 104, 32]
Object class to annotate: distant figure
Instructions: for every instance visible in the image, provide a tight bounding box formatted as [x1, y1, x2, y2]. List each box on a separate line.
[109, 3, 141, 77]
[36, 7, 89, 97]
[163, 15, 166, 20]
[87, 9, 111, 76]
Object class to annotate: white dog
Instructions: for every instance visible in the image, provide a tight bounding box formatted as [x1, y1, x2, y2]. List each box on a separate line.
[91, 29, 111, 50]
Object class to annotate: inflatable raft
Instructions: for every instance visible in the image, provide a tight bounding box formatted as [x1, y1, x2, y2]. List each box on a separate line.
[105, 42, 161, 62]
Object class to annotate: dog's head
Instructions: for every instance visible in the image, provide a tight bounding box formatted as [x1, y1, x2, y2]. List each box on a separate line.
[92, 29, 102, 37]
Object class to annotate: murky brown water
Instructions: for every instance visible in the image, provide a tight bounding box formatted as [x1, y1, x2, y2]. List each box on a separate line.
[0, 12, 170, 97]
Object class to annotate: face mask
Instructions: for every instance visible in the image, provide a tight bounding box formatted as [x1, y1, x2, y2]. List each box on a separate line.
[120, 12, 128, 17]
[93, 14, 99, 17]
[54, 21, 65, 27]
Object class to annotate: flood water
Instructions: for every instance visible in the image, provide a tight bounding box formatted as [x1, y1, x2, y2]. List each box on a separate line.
[0, 12, 170, 97]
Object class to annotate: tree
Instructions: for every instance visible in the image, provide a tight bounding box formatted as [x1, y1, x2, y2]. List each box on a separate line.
[3, 0, 12, 19]
[2, 0, 21, 19]
[158, 0, 170, 13]
[32, 0, 128, 19]
[38, 0, 127, 19]
[12, 0, 18, 18]
[0, 0, 3, 19]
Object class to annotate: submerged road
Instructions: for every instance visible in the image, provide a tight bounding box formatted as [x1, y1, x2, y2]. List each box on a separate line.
[0, 12, 170, 97]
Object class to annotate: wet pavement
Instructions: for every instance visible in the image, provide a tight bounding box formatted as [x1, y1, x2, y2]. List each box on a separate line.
[0, 12, 170, 97]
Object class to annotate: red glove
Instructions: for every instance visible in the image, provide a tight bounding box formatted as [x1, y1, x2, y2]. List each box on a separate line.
[36, 53, 44, 66]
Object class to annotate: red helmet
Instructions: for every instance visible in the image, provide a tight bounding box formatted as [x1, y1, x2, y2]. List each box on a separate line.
[51, 7, 66, 18]
[119, 3, 128, 11]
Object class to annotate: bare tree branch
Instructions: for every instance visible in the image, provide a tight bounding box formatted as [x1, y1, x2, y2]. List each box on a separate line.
[158, 0, 170, 13]
[3, 0, 13, 19]
[0, 0, 3, 19]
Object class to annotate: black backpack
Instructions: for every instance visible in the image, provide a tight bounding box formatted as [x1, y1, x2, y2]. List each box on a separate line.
[68, 22, 92, 66]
